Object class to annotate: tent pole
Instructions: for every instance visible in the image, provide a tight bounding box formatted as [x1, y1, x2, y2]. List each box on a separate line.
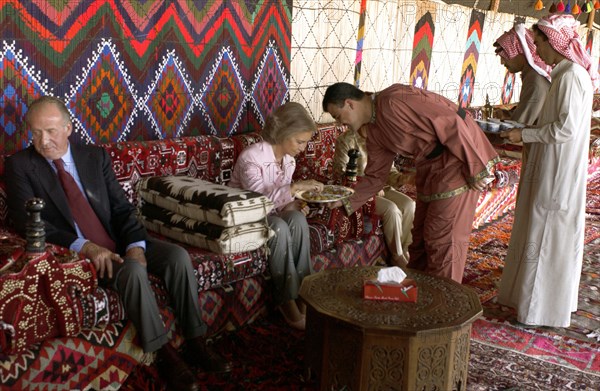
[587, 8, 596, 29]
[490, 0, 501, 12]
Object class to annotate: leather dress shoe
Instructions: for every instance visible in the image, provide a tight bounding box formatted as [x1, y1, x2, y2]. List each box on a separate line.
[156, 344, 200, 391]
[185, 337, 233, 373]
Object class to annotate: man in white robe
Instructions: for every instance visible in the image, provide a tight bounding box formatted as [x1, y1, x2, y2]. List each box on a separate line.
[498, 14, 598, 328]
[494, 23, 551, 127]
[494, 24, 552, 199]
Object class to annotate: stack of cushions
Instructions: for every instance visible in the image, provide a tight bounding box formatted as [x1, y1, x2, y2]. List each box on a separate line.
[138, 176, 274, 254]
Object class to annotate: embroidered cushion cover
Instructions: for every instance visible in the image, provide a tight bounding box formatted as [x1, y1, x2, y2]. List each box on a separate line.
[138, 176, 274, 227]
[140, 203, 273, 254]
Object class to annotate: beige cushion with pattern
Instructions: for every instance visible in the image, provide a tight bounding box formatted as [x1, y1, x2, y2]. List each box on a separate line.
[140, 202, 273, 254]
[138, 176, 274, 227]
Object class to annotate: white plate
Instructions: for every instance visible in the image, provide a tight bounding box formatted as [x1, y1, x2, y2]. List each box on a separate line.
[296, 185, 355, 203]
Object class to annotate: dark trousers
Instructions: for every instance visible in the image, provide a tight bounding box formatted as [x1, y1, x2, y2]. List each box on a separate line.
[111, 238, 206, 353]
[267, 210, 311, 305]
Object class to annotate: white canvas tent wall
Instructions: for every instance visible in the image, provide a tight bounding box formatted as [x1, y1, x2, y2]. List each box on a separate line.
[289, 0, 599, 122]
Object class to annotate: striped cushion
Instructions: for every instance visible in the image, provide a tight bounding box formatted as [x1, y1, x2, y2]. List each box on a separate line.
[138, 176, 274, 227]
[140, 203, 273, 254]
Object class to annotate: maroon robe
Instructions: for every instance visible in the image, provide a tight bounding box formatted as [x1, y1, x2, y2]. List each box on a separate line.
[343, 84, 499, 282]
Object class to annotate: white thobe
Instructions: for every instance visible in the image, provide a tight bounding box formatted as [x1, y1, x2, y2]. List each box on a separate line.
[498, 60, 593, 327]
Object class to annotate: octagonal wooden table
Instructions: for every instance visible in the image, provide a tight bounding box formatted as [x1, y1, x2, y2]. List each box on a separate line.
[299, 266, 483, 391]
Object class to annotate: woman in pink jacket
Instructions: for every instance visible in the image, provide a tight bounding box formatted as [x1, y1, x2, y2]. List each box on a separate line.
[229, 102, 324, 330]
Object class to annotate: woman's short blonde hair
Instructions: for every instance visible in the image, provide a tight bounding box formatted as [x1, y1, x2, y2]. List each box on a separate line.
[261, 102, 317, 144]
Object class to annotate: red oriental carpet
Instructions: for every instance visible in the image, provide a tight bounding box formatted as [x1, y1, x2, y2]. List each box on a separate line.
[122, 212, 600, 391]
[586, 170, 600, 214]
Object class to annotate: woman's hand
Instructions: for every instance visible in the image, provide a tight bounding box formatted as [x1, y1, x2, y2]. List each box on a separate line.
[291, 179, 325, 195]
[283, 199, 310, 215]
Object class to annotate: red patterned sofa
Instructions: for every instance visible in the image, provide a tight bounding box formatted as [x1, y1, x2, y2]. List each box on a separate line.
[2, 116, 597, 390]
[0, 123, 388, 390]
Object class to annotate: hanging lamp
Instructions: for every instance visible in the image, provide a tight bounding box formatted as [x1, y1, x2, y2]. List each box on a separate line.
[583, 1, 593, 12]
[573, 0, 581, 14]
[594, 0, 600, 10]
[565, 0, 572, 12]
[550, 2, 558, 12]
[557, 0, 566, 11]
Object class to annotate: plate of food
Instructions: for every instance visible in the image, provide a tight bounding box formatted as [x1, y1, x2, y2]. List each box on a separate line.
[296, 185, 355, 203]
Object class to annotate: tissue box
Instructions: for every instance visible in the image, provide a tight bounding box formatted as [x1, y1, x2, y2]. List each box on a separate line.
[363, 278, 418, 302]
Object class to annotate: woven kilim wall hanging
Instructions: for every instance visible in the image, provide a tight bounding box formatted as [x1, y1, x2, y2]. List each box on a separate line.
[0, 0, 292, 155]
[410, 11, 435, 90]
[458, 9, 485, 109]
[501, 72, 517, 105]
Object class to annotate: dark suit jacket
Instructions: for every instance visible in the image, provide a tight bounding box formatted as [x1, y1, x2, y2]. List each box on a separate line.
[5, 144, 147, 253]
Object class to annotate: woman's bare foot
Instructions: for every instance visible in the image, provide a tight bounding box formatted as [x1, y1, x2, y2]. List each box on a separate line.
[297, 300, 307, 315]
[279, 300, 305, 330]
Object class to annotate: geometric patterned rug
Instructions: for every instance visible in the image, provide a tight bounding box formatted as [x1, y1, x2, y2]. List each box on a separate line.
[471, 318, 600, 374]
[586, 171, 600, 215]
[121, 211, 600, 390]
[121, 312, 600, 391]
[472, 214, 600, 337]
[468, 212, 600, 390]
[464, 211, 600, 307]
[468, 340, 600, 391]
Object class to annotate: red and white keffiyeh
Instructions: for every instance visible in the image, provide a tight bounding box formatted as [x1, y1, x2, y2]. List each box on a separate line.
[495, 24, 552, 81]
[537, 14, 600, 90]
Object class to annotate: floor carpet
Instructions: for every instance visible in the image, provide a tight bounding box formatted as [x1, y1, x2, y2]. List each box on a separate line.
[468, 340, 600, 391]
[586, 170, 600, 214]
[122, 212, 600, 390]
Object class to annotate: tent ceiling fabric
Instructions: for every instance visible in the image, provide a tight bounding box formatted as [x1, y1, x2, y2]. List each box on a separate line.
[443, 0, 600, 26]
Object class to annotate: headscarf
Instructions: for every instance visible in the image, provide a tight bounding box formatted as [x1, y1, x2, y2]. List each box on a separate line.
[536, 14, 600, 89]
[494, 23, 552, 81]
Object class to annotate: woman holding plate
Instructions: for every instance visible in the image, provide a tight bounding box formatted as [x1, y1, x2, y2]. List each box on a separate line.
[229, 102, 324, 330]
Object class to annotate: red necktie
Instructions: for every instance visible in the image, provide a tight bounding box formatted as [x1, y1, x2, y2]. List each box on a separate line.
[53, 158, 116, 252]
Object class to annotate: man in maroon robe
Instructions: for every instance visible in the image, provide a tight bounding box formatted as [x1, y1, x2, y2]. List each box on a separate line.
[323, 83, 499, 282]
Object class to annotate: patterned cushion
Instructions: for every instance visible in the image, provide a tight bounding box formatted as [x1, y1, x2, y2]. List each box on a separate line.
[77, 287, 125, 330]
[0, 248, 96, 354]
[306, 203, 371, 245]
[138, 176, 274, 227]
[307, 222, 335, 254]
[293, 123, 344, 184]
[140, 203, 273, 254]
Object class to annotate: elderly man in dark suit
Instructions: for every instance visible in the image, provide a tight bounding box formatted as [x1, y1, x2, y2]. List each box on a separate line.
[5, 96, 232, 391]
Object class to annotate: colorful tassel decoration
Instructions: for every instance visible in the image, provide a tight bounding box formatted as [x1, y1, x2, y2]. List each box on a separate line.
[573, 1, 581, 14]
[535, 0, 544, 10]
[583, 1, 593, 12]
[565, 0, 571, 12]
[595, 0, 600, 9]
[550, 2, 558, 12]
[557, 0, 566, 11]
